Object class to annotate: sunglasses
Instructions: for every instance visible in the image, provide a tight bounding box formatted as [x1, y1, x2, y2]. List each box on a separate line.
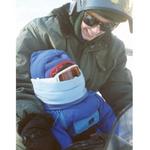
[83, 12, 117, 31]
[53, 64, 81, 81]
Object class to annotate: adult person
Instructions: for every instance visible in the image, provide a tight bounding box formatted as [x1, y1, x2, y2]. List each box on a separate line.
[16, 0, 133, 149]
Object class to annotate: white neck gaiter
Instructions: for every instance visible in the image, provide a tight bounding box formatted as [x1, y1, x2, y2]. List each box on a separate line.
[31, 73, 87, 105]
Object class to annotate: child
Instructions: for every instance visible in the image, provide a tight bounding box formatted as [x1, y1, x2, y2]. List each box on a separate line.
[30, 49, 116, 150]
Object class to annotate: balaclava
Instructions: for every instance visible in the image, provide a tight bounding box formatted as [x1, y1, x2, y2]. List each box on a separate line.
[30, 49, 87, 105]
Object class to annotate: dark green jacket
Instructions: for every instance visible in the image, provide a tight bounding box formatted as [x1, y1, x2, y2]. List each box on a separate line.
[16, 5, 132, 123]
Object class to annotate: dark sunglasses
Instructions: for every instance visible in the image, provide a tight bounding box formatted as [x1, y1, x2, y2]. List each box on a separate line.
[83, 13, 117, 31]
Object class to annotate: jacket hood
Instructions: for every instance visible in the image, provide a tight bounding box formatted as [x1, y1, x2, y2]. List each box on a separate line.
[30, 49, 87, 105]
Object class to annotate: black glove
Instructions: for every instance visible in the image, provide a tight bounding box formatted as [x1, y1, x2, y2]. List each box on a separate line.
[65, 133, 108, 150]
[17, 113, 60, 150]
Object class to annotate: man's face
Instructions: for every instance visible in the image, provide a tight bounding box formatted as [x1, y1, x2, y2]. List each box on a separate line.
[81, 11, 114, 41]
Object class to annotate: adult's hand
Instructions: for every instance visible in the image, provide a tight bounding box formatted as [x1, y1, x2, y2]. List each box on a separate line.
[17, 113, 60, 150]
[65, 133, 108, 150]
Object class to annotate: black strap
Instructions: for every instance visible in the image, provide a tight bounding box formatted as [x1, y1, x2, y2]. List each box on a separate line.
[52, 3, 74, 38]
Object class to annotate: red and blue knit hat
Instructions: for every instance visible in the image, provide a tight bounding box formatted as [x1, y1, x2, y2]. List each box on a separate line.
[30, 49, 75, 79]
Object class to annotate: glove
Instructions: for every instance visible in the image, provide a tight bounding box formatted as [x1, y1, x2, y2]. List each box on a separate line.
[65, 133, 108, 150]
[17, 113, 60, 150]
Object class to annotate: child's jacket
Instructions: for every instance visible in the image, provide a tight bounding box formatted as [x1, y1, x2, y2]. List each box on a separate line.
[44, 91, 116, 150]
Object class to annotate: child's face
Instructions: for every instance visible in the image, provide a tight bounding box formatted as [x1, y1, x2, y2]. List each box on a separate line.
[53, 64, 81, 82]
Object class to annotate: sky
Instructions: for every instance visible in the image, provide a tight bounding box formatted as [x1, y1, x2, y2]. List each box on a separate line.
[16, 0, 71, 34]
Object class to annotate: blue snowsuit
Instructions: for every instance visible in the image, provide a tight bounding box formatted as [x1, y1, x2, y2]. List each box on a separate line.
[30, 49, 116, 150]
[44, 91, 116, 150]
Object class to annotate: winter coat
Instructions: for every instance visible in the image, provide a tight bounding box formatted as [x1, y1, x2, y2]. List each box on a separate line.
[16, 4, 132, 124]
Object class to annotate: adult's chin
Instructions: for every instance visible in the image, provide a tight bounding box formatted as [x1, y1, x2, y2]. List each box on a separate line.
[82, 29, 105, 41]
[81, 31, 94, 41]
